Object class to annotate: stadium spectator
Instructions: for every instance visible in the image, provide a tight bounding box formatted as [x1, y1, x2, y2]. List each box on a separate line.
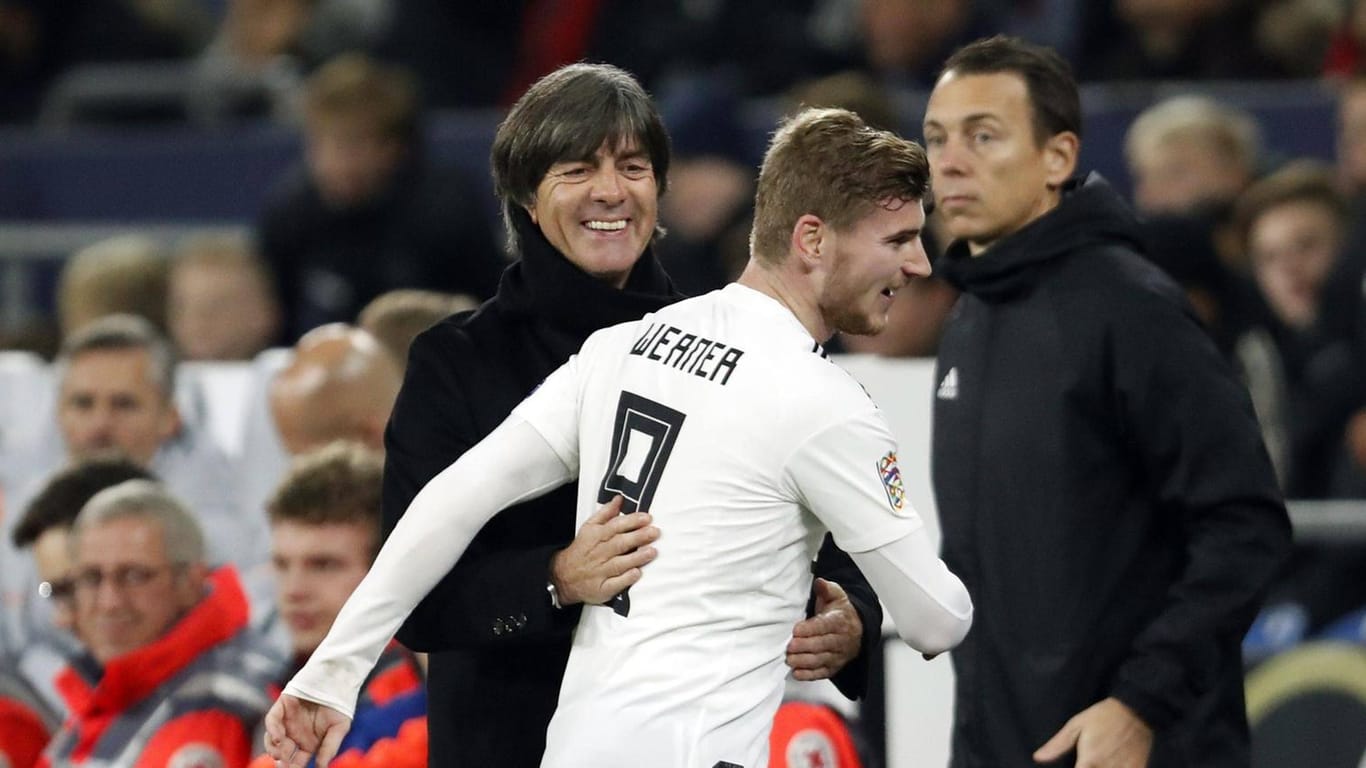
[0, 315, 270, 632]
[56, 234, 169, 343]
[256, 53, 504, 340]
[268, 324, 401, 456]
[356, 289, 479, 369]
[167, 232, 282, 361]
[266, 441, 424, 758]
[43, 479, 277, 766]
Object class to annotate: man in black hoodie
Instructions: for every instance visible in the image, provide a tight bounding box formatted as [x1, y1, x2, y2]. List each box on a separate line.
[922, 36, 1292, 768]
[381, 63, 881, 768]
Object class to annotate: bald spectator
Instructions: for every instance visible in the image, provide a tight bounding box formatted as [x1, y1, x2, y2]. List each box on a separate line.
[57, 234, 169, 342]
[269, 323, 402, 455]
[168, 232, 282, 361]
[236, 324, 403, 560]
[44, 480, 277, 767]
[357, 290, 479, 369]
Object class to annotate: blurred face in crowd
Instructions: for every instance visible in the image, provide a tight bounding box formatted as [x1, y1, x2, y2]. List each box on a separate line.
[72, 516, 203, 663]
[1129, 136, 1250, 215]
[1337, 82, 1366, 194]
[819, 200, 931, 337]
[1117, 0, 1227, 30]
[306, 115, 406, 209]
[169, 261, 280, 361]
[527, 140, 658, 288]
[924, 71, 1076, 254]
[270, 519, 375, 657]
[861, 0, 970, 73]
[33, 527, 76, 634]
[58, 348, 180, 466]
[1248, 200, 1343, 330]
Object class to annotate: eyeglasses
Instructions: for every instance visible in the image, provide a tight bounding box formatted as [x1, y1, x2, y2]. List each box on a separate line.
[37, 577, 75, 603]
[71, 563, 184, 595]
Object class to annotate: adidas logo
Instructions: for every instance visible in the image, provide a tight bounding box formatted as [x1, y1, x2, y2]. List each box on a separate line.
[937, 367, 959, 400]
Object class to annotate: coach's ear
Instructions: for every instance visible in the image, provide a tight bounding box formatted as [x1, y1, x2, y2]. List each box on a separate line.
[790, 213, 828, 274]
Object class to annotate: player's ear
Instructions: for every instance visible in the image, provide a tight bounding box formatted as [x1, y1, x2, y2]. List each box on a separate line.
[790, 214, 826, 272]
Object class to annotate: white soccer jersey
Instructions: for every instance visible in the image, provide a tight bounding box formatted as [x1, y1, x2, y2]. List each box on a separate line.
[513, 283, 924, 768]
[283, 283, 964, 768]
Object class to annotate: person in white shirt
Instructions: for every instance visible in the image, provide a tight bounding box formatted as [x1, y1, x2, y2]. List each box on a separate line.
[265, 106, 974, 768]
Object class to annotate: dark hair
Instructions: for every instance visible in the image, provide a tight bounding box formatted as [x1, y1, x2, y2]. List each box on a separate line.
[12, 457, 154, 548]
[491, 62, 671, 252]
[940, 35, 1081, 145]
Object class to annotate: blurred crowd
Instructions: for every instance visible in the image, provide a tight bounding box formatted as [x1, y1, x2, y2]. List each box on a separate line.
[4, 0, 1366, 766]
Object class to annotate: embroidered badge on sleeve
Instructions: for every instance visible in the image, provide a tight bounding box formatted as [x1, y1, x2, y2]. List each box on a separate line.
[877, 451, 905, 512]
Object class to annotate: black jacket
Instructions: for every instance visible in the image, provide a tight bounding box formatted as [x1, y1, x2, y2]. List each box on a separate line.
[257, 161, 504, 341]
[932, 175, 1292, 768]
[382, 210, 882, 767]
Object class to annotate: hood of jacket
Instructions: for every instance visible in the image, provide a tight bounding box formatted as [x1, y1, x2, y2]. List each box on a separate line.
[935, 173, 1147, 302]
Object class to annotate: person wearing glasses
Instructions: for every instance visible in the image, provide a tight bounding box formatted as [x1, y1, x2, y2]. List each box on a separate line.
[2, 457, 156, 767]
[41, 479, 279, 768]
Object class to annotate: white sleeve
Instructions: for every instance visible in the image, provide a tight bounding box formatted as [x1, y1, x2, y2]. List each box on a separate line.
[785, 409, 923, 553]
[281, 415, 575, 718]
[786, 410, 972, 654]
[849, 529, 973, 655]
[512, 352, 583, 467]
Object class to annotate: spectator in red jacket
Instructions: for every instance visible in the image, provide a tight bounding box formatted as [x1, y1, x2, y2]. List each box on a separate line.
[40, 479, 277, 768]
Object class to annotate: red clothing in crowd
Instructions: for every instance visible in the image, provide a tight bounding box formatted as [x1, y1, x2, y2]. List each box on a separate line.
[40, 567, 276, 768]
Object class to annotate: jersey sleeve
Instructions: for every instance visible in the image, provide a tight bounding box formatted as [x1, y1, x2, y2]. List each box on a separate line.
[512, 353, 583, 471]
[284, 417, 575, 718]
[784, 407, 924, 553]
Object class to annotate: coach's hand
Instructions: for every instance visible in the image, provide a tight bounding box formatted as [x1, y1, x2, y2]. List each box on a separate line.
[786, 578, 863, 681]
[551, 495, 660, 606]
[263, 693, 352, 768]
[1033, 697, 1152, 767]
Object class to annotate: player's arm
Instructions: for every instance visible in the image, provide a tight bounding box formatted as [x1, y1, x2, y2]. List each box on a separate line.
[787, 413, 972, 657]
[267, 413, 577, 767]
[846, 530, 973, 655]
[385, 329, 653, 651]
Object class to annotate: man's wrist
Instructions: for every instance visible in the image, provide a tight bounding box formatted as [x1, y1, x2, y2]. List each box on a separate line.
[548, 549, 575, 608]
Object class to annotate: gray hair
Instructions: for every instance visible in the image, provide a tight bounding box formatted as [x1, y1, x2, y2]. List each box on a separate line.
[72, 479, 205, 565]
[57, 313, 178, 400]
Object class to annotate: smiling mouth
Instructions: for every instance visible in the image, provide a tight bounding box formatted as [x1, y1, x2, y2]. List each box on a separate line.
[585, 219, 628, 231]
